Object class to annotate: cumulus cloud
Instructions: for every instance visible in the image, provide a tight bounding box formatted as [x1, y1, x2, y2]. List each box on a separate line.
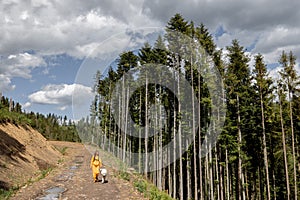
[0, 0, 161, 58]
[28, 83, 93, 108]
[3, 53, 45, 77]
[2, 0, 299, 65]
[0, 74, 15, 92]
[142, 0, 300, 65]
[22, 101, 31, 109]
[0, 52, 45, 92]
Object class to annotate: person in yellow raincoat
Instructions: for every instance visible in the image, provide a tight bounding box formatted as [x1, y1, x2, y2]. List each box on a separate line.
[90, 150, 102, 182]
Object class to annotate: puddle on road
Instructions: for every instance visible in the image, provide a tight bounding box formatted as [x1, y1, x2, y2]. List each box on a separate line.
[37, 186, 65, 200]
[39, 156, 84, 198]
[69, 165, 78, 170]
[55, 172, 74, 182]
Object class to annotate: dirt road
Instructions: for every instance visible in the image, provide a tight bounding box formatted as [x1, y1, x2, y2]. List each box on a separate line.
[10, 141, 147, 200]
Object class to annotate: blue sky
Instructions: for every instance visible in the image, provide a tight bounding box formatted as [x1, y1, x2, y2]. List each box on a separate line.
[1, 0, 300, 120]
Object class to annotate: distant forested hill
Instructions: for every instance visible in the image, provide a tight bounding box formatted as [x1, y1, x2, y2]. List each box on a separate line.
[0, 95, 80, 142]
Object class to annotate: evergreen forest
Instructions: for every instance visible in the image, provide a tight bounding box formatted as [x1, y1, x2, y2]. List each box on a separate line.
[0, 95, 80, 142]
[81, 13, 300, 200]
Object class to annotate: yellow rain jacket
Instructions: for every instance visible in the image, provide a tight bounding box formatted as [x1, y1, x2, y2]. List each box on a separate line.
[90, 155, 102, 181]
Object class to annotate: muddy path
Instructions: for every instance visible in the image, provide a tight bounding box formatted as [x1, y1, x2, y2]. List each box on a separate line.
[10, 141, 147, 200]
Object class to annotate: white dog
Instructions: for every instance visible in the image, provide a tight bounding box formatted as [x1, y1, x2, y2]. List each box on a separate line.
[100, 168, 107, 183]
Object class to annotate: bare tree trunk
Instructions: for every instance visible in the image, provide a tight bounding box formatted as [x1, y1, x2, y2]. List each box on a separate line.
[117, 94, 121, 158]
[209, 142, 214, 200]
[9, 97, 12, 112]
[288, 91, 297, 200]
[139, 90, 142, 173]
[191, 57, 198, 200]
[220, 157, 224, 200]
[187, 140, 192, 200]
[237, 95, 243, 200]
[173, 73, 177, 199]
[205, 147, 209, 198]
[144, 73, 149, 176]
[260, 89, 271, 200]
[215, 146, 220, 200]
[198, 69, 203, 200]
[279, 87, 290, 200]
[153, 100, 158, 188]
[123, 86, 129, 163]
[178, 69, 184, 200]
[158, 86, 163, 190]
[168, 144, 173, 197]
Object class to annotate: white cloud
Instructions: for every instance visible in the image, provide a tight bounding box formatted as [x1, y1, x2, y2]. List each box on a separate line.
[22, 101, 31, 109]
[0, 74, 15, 92]
[28, 83, 93, 109]
[142, 0, 300, 67]
[1, 53, 45, 78]
[2, 0, 298, 67]
[0, 1, 161, 59]
[0, 52, 45, 92]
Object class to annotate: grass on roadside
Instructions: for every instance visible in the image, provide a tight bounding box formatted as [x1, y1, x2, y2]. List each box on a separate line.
[114, 161, 173, 200]
[133, 178, 174, 200]
[0, 186, 20, 200]
[0, 167, 53, 199]
[37, 167, 53, 181]
[55, 146, 68, 155]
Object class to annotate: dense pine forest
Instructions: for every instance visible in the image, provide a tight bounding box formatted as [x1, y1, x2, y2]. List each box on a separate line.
[83, 13, 300, 199]
[0, 95, 80, 142]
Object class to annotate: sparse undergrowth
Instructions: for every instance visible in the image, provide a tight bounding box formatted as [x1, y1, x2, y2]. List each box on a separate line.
[133, 178, 174, 200]
[55, 146, 68, 155]
[0, 186, 19, 200]
[115, 169, 173, 200]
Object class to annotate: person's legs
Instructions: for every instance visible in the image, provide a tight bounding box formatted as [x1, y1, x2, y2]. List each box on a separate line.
[93, 172, 97, 182]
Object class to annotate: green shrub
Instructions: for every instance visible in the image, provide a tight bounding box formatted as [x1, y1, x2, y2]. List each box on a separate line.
[134, 180, 147, 193]
[133, 179, 173, 200]
[118, 171, 130, 181]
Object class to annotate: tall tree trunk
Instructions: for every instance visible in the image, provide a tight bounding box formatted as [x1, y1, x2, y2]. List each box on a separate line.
[220, 157, 224, 200]
[168, 143, 173, 197]
[178, 68, 184, 200]
[279, 87, 290, 200]
[237, 95, 244, 200]
[139, 90, 142, 173]
[117, 93, 121, 158]
[191, 57, 198, 200]
[191, 60, 200, 199]
[123, 86, 129, 163]
[260, 88, 271, 200]
[209, 141, 214, 200]
[288, 91, 297, 200]
[173, 72, 177, 199]
[215, 146, 220, 200]
[199, 69, 203, 200]
[205, 147, 210, 198]
[187, 140, 192, 200]
[145, 74, 149, 176]
[158, 85, 163, 190]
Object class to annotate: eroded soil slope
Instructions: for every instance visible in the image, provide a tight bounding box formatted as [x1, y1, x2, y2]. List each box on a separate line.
[0, 123, 61, 191]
